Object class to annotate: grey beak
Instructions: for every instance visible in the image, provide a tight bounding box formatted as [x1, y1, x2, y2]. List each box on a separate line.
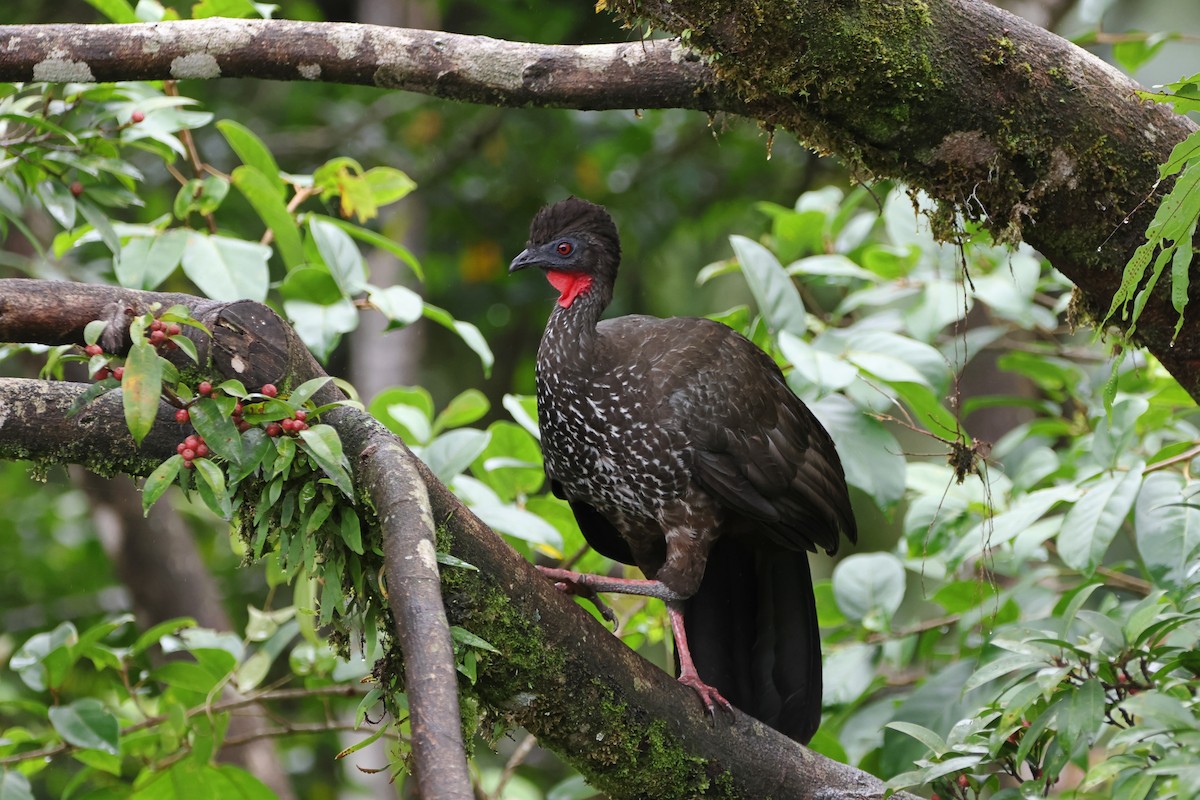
[509, 247, 540, 274]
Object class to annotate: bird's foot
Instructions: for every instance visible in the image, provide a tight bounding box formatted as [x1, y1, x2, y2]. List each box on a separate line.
[536, 566, 618, 628]
[678, 672, 736, 722]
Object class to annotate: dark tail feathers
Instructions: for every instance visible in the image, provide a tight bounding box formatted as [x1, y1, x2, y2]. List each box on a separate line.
[682, 538, 822, 743]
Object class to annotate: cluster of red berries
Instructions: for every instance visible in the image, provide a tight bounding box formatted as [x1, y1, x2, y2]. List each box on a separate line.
[83, 343, 126, 381]
[266, 408, 308, 438]
[147, 318, 182, 351]
[175, 433, 209, 469]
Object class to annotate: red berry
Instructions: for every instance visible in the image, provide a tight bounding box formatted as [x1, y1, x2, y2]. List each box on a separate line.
[95, 367, 110, 380]
[176, 442, 187, 454]
[281, 419, 295, 432]
[149, 330, 166, 344]
[957, 775, 969, 788]
[182, 459, 194, 469]
[181, 448, 196, 460]
[84, 343, 103, 357]
[236, 420, 251, 432]
[150, 320, 164, 332]
[184, 435, 200, 449]
[233, 402, 244, 415]
[165, 340, 178, 351]
[167, 323, 182, 336]
[266, 423, 282, 437]
[294, 409, 307, 421]
[198, 381, 212, 396]
[195, 443, 209, 458]
[175, 408, 190, 423]
[112, 366, 124, 380]
[295, 421, 308, 432]
[69, 181, 84, 197]
[261, 383, 278, 398]
[130, 110, 145, 123]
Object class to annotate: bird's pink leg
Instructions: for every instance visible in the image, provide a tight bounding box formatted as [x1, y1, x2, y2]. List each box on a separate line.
[536, 567, 735, 719]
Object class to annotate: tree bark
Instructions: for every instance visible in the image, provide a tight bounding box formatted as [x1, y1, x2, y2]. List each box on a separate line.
[2, 5, 1194, 395]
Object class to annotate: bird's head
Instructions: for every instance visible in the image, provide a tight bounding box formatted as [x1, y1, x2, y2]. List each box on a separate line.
[509, 197, 621, 309]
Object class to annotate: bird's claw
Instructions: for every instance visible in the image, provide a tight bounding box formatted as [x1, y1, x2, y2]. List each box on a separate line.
[538, 567, 618, 629]
[678, 673, 735, 722]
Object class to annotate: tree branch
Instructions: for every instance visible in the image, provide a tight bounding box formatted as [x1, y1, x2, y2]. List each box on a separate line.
[0, 20, 722, 112]
[0, 279, 919, 798]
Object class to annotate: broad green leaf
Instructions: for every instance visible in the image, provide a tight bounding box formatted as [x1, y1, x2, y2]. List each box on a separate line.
[449, 626, 499, 653]
[288, 376, 333, 408]
[308, 214, 423, 281]
[433, 388, 490, 435]
[232, 166, 304, 269]
[811, 394, 906, 507]
[278, 264, 343, 304]
[193, 458, 232, 518]
[339, 508, 364, 555]
[369, 385, 434, 443]
[123, 340, 164, 445]
[1057, 465, 1143, 573]
[502, 393, 540, 440]
[282, 298, 358, 362]
[0, 771, 34, 800]
[297, 425, 353, 497]
[831, 552, 906, 627]
[469, 421, 542, 501]
[187, 398, 242, 466]
[778, 331, 857, 393]
[728, 234, 807, 337]
[192, 0, 258, 18]
[309, 216, 367, 296]
[83, 0, 138, 22]
[10, 622, 77, 692]
[423, 304, 494, 376]
[1135, 471, 1200, 591]
[48, 699, 119, 755]
[217, 120, 282, 192]
[142, 454, 184, 514]
[132, 617, 198, 656]
[422, 429, 491, 483]
[181, 232, 270, 301]
[885, 721, 948, 757]
[368, 284, 423, 326]
[362, 166, 416, 206]
[116, 229, 189, 290]
[78, 200, 121, 254]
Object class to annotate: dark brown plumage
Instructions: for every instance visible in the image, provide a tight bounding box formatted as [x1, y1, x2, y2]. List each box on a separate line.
[510, 198, 857, 743]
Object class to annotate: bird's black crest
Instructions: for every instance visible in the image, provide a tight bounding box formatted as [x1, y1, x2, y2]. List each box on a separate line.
[528, 197, 620, 260]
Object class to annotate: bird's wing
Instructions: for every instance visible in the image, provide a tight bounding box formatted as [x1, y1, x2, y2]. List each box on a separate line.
[662, 321, 856, 554]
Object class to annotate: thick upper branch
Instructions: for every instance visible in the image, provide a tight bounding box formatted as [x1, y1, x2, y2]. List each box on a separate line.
[0, 20, 722, 111]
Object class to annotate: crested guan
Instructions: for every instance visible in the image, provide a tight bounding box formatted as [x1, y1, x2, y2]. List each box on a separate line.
[509, 197, 857, 744]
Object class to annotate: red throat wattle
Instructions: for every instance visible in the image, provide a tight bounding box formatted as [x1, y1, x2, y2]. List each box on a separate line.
[546, 270, 592, 308]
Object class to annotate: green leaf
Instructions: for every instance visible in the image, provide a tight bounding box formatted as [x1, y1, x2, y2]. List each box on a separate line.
[281, 298, 358, 363]
[116, 230, 189, 290]
[216, 120, 282, 192]
[232, 166, 304, 270]
[83, 319, 108, 346]
[1057, 464, 1143, 574]
[131, 617, 198, 656]
[0, 771, 34, 800]
[11, 622, 77, 692]
[142, 454, 184, 514]
[369, 386, 434, 442]
[288, 376, 333, 408]
[181, 232, 270, 302]
[778, 331, 857, 393]
[123, 340, 164, 445]
[433, 389, 490, 435]
[77, 200, 121, 254]
[832, 552, 906, 628]
[469, 421, 543, 501]
[193, 458, 232, 518]
[309, 217, 367, 296]
[449, 626, 499, 653]
[885, 721, 947, 757]
[48, 699, 119, 755]
[362, 166, 416, 206]
[297, 424, 353, 497]
[422, 429, 491, 483]
[308, 214, 424, 281]
[1135, 471, 1200, 591]
[422, 304, 494, 376]
[338, 508, 364, 555]
[192, 0, 258, 19]
[368, 284, 423, 326]
[187, 398, 243, 466]
[728, 234, 807, 337]
[811, 394, 906, 507]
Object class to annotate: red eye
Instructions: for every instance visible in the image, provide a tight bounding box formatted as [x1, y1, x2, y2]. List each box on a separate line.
[556, 241, 573, 256]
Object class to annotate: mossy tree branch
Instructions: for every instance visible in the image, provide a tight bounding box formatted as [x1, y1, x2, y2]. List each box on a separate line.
[3, 5, 1196, 394]
[0, 279, 918, 798]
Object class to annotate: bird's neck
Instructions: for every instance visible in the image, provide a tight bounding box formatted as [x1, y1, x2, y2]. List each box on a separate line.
[541, 276, 612, 368]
